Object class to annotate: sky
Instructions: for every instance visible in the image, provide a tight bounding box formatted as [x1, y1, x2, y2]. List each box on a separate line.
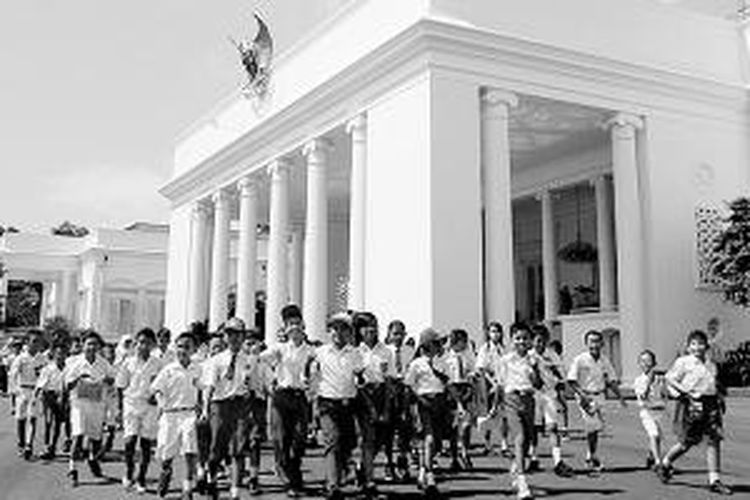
[0, 0, 349, 233]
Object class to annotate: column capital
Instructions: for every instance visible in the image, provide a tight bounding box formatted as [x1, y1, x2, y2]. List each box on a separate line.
[237, 175, 259, 194]
[211, 188, 231, 205]
[345, 113, 367, 136]
[589, 173, 610, 186]
[534, 188, 552, 202]
[193, 197, 213, 213]
[605, 112, 644, 137]
[267, 158, 292, 177]
[481, 88, 519, 116]
[303, 137, 334, 159]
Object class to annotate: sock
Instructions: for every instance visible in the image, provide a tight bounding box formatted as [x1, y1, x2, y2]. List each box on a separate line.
[552, 447, 562, 465]
[516, 473, 530, 496]
[183, 479, 193, 491]
[529, 446, 537, 460]
[230, 485, 240, 498]
[709, 471, 720, 484]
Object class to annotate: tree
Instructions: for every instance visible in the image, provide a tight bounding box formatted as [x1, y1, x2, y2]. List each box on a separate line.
[712, 197, 750, 307]
[51, 221, 89, 238]
[0, 225, 20, 237]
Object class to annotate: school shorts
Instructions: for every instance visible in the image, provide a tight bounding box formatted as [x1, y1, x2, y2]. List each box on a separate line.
[416, 392, 451, 440]
[70, 399, 105, 440]
[41, 390, 68, 422]
[638, 408, 663, 438]
[209, 397, 247, 461]
[535, 391, 562, 428]
[577, 393, 605, 433]
[673, 395, 723, 447]
[123, 401, 159, 440]
[15, 387, 40, 420]
[238, 394, 267, 451]
[156, 411, 198, 460]
[504, 390, 536, 440]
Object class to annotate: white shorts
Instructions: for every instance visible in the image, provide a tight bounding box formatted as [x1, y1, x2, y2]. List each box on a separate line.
[156, 412, 197, 461]
[15, 387, 40, 421]
[639, 408, 663, 438]
[70, 399, 105, 439]
[535, 392, 561, 428]
[578, 394, 605, 433]
[123, 402, 159, 440]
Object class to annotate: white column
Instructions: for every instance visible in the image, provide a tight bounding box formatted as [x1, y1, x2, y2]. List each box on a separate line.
[346, 113, 367, 311]
[187, 200, 211, 325]
[287, 228, 303, 306]
[136, 288, 148, 329]
[303, 138, 332, 341]
[539, 189, 558, 320]
[609, 113, 647, 382]
[594, 175, 616, 311]
[0, 263, 7, 326]
[85, 261, 103, 329]
[481, 89, 518, 327]
[59, 270, 77, 323]
[236, 176, 259, 328]
[208, 189, 231, 331]
[265, 160, 291, 343]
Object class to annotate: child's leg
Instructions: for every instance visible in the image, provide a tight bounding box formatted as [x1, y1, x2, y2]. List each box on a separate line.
[586, 431, 598, 459]
[16, 418, 26, 452]
[27, 416, 37, 451]
[648, 434, 662, 466]
[184, 453, 197, 492]
[137, 437, 153, 486]
[663, 442, 689, 467]
[158, 458, 174, 498]
[123, 435, 137, 482]
[706, 439, 721, 483]
[550, 426, 562, 465]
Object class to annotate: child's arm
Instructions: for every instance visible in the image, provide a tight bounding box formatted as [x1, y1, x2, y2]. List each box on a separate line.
[606, 377, 626, 407]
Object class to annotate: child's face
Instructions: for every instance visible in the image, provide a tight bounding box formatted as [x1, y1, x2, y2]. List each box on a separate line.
[102, 346, 115, 363]
[688, 337, 708, 358]
[70, 340, 82, 355]
[512, 330, 531, 354]
[424, 340, 442, 357]
[488, 325, 502, 344]
[586, 334, 603, 357]
[175, 337, 194, 364]
[209, 338, 225, 356]
[389, 327, 406, 345]
[136, 336, 153, 357]
[288, 327, 305, 346]
[638, 353, 655, 374]
[451, 338, 468, 352]
[224, 330, 243, 352]
[28, 336, 43, 354]
[362, 326, 378, 347]
[330, 327, 350, 348]
[533, 335, 547, 354]
[53, 347, 67, 364]
[157, 333, 170, 350]
[83, 337, 99, 358]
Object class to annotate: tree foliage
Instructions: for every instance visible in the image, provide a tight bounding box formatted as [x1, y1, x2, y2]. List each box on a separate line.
[712, 197, 750, 307]
[0, 225, 20, 237]
[51, 221, 89, 238]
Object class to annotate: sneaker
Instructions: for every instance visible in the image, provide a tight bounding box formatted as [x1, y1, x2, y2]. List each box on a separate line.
[62, 439, 71, 454]
[527, 459, 541, 473]
[135, 481, 147, 495]
[553, 461, 575, 478]
[39, 448, 55, 461]
[122, 476, 135, 490]
[656, 464, 673, 484]
[88, 459, 103, 478]
[23, 446, 33, 461]
[417, 467, 426, 490]
[585, 457, 603, 474]
[286, 488, 301, 498]
[68, 469, 79, 488]
[501, 447, 513, 459]
[709, 480, 733, 496]
[249, 477, 261, 496]
[645, 453, 655, 470]
[384, 464, 396, 482]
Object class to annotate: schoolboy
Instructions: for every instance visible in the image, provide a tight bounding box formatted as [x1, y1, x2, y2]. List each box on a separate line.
[151, 331, 203, 500]
[384, 320, 415, 480]
[35, 341, 70, 460]
[154, 327, 177, 365]
[117, 327, 163, 492]
[496, 323, 543, 500]
[633, 349, 667, 471]
[528, 324, 575, 477]
[99, 342, 118, 458]
[475, 321, 511, 457]
[443, 328, 476, 471]
[659, 329, 732, 495]
[566, 329, 625, 473]
[9, 329, 47, 459]
[311, 315, 365, 500]
[202, 317, 254, 500]
[240, 328, 271, 495]
[195, 333, 226, 492]
[64, 330, 116, 486]
[404, 328, 450, 494]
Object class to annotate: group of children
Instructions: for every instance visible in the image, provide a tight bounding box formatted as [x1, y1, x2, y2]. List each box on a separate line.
[1, 306, 734, 499]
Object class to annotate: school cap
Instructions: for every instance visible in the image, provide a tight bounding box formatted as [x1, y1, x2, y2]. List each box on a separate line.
[419, 327, 441, 347]
[223, 317, 246, 333]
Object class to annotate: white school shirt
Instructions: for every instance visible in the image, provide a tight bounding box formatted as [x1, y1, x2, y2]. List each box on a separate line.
[443, 348, 476, 384]
[314, 343, 364, 400]
[475, 342, 505, 376]
[530, 349, 564, 394]
[204, 349, 253, 401]
[116, 354, 164, 405]
[665, 354, 717, 398]
[404, 355, 447, 396]
[359, 342, 396, 385]
[633, 372, 667, 410]
[36, 362, 65, 392]
[260, 342, 315, 390]
[497, 350, 537, 393]
[10, 351, 47, 389]
[386, 342, 415, 379]
[566, 352, 617, 394]
[152, 346, 178, 366]
[151, 360, 202, 411]
[64, 354, 115, 402]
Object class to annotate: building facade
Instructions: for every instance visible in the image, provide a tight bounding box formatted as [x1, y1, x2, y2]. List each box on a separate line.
[161, 0, 750, 382]
[0, 224, 169, 342]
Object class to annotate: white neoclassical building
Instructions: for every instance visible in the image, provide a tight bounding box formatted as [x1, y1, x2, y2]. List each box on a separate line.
[0, 224, 169, 341]
[161, 0, 750, 382]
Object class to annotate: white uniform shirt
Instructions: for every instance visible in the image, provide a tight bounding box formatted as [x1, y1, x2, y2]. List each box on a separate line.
[633, 372, 667, 410]
[443, 348, 476, 384]
[261, 342, 315, 390]
[204, 349, 253, 401]
[665, 354, 717, 398]
[64, 354, 115, 402]
[566, 352, 617, 394]
[404, 355, 447, 396]
[151, 361, 202, 410]
[10, 351, 47, 389]
[116, 355, 164, 405]
[476, 342, 505, 377]
[359, 342, 395, 385]
[314, 344, 364, 400]
[386, 342, 415, 379]
[497, 350, 537, 393]
[531, 349, 564, 394]
[36, 362, 65, 392]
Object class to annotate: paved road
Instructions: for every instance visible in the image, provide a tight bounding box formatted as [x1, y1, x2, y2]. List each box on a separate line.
[0, 396, 748, 499]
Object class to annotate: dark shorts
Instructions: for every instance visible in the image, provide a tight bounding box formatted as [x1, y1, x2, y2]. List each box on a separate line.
[448, 382, 475, 414]
[673, 395, 723, 446]
[504, 391, 535, 440]
[238, 394, 267, 448]
[416, 392, 451, 440]
[42, 390, 68, 421]
[209, 397, 247, 461]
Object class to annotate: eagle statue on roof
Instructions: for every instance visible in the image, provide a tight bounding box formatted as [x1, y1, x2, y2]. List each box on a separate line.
[230, 12, 273, 99]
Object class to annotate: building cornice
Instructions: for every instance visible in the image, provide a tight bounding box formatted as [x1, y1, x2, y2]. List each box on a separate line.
[161, 18, 749, 208]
